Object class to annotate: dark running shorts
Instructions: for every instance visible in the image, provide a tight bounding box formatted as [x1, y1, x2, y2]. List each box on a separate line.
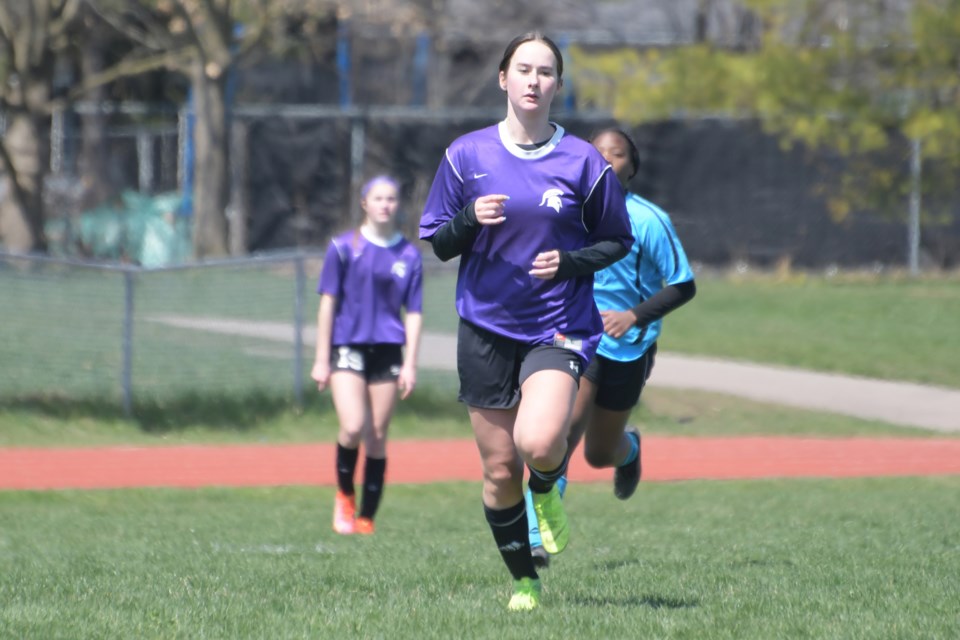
[457, 318, 583, 410]
[583, 343, 657, 412]
[329, 343, 403, 383]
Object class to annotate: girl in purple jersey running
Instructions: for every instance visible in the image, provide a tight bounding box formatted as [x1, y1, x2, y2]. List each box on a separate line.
[313, 175, 423, 536]
[419, 33, 633, 611]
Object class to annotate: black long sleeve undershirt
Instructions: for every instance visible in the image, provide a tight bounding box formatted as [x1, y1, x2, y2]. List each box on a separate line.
[630, 280, 696, 327]
[427, 201, 479, 261]
[428, 201, 630, 279]
[554, 240, 630, 280]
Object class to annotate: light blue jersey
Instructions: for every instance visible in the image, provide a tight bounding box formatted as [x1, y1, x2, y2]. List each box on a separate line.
[593, 192, 694, 362]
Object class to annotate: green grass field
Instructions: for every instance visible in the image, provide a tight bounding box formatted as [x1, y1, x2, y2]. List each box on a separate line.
[2, 265, 959, 637]
[2, 480, 958, 639]
[0, 383, 950, 448]
[2, 268, 960, 409]
[1, 268, 958, 444]
[424, 270, 960, 387]
[662, 272, 960, 387]
[2, 269, 959, 446]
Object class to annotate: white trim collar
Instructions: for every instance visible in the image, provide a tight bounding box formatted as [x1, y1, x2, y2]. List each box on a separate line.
[497, 121, 564, 159]
[360, 224, 403, 247]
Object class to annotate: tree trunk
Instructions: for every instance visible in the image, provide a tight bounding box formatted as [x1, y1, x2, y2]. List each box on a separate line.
[0, 111, 48, 253]
[79, 40, 112, 209]
[694, 0, 711, 43]
[189, 64, 230, 258]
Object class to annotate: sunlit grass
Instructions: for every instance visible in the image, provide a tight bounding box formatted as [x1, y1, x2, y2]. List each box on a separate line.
[1, 479, 958, 639]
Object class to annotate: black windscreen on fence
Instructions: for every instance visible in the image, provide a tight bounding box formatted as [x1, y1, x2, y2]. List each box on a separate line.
[240, 113, 960, 268]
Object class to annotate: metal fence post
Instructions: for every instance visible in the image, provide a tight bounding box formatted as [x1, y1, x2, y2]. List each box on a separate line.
[293, 255, 306, 410]
[122, 269, 135, 417]
[337, 19, 352, 108]
[137, 130, 154, 193]
[50, 108, 65, 174]
[349, 116, 366, 220]
[908, 137, 921, 276]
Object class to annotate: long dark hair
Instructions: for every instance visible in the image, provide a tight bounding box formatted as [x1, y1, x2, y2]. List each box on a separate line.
[498, 32, 564, 80]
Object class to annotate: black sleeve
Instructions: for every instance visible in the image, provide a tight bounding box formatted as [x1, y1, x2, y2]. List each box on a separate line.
[631, 280, 696, 327]
[427, 201, 479, 262]
[554, 240, 630, 280]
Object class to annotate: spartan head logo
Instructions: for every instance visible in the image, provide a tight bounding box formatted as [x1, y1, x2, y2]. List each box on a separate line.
[391, 261, 407, 278]
[539, 188, 564, 213]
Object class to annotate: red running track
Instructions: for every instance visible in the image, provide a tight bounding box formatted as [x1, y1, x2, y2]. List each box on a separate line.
[2, 437, 960, 491]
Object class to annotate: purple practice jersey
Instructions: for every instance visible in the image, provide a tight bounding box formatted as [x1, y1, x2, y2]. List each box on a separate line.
[318, 227, 423, 346]
[420, 121, 632, 359]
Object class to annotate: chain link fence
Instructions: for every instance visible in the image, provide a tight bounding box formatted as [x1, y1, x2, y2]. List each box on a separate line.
[0, 250, 459, 417]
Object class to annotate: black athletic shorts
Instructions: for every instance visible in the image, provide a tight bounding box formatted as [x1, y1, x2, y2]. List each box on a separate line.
[329, 343, 403, 383]
[457, 318, 583, 409]
[583, 343, 657, 412]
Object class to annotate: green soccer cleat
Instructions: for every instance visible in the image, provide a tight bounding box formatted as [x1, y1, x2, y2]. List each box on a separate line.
[507, 577, 542, 611]
[531, 484, 569, 555]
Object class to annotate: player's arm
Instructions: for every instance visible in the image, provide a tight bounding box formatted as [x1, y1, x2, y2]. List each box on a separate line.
[420, 149, 491, 262]
[551, 240, 630, 279]
[398, 311, 422, 400]
[428, 195, 509, 261]
[427, 200, 479, 261]
[602, 280, 696, 339]
[549, 167, 633, 280]
[312, 243, 345, 390]
[628, 207, 697, 327]
[312, 293, 336, 391]
[603, 203, 697, 338]
[398, 254, 424, 399]
[628, 280, 696, 327]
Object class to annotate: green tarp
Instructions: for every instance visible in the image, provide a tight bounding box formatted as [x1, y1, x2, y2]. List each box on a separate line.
[46, 191, 191, 267]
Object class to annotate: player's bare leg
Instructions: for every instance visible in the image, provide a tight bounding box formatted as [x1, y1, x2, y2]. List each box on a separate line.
[329, 372, 371, 534]
[515, 370, 575, 555]
[353, 381, 399, 533]
[470, 406, 541, 607]
[583, 407, 641, 499]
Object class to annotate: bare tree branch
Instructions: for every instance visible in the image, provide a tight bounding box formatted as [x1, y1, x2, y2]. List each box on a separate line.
[47, 0, 82, 38]
[190, 0, 232, 60]
[67, 47, 195, 99]
[0, 5, 17, 42]
[83, 1, 177, 51]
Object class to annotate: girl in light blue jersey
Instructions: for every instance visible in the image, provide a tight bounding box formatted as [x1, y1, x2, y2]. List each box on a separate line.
[528, 128, 696, 567]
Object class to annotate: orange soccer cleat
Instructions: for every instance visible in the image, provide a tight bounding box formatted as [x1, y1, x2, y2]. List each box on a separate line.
[333, 491, 356, 534]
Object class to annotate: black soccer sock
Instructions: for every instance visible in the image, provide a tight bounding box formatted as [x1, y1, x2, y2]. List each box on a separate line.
[335, 444, 359, 496]
[359, 456, 387, 520]
[484, 500, 538, 581]
[528, 452, 570, 494]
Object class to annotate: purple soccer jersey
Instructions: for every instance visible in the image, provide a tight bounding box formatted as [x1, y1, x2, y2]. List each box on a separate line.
[318, 227, 423, 346]
[420, 122, 632, 361]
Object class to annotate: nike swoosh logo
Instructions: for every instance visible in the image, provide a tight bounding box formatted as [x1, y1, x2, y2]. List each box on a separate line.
[473, 173, 488, 179]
